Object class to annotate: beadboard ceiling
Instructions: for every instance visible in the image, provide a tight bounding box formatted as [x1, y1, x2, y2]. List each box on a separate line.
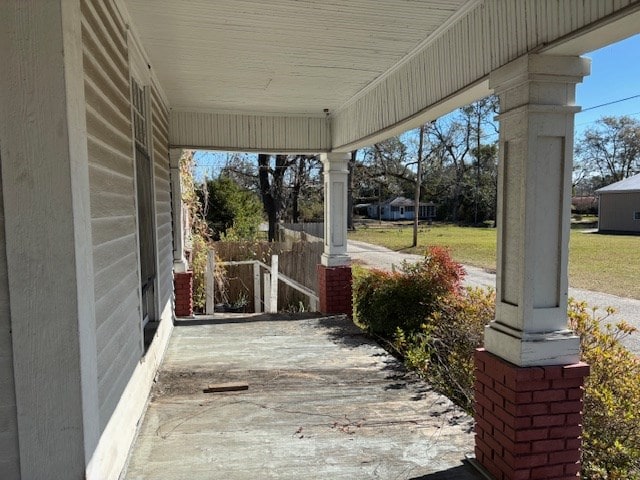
[124, 0, 473, 116]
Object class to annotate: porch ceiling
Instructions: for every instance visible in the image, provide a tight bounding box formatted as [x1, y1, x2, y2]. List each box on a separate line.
[122, 0, 640, 152]
[123, 0, 472, 117]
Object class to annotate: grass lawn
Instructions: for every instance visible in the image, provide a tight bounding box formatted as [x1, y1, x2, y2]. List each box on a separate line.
[348, 223, 640, 299]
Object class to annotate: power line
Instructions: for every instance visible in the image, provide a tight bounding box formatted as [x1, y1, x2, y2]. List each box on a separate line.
[579, 94, 640, 113]
[576, 110, 640, 127]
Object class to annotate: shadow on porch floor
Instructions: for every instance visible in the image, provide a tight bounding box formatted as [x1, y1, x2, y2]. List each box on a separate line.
[122, 314, 485, 479]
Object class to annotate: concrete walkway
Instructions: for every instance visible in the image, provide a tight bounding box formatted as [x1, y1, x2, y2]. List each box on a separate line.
[122, 314, 485, 480]
[348, 239, 640, 354]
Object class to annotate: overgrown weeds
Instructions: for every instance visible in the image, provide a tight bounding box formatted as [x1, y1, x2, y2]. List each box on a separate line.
[180, 151, 228, 310]
[569, 301, 640, 479]
[393, 287, 495, 413]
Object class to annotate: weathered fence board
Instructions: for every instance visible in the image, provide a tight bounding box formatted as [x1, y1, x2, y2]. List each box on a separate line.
[211, 236, 323, 312]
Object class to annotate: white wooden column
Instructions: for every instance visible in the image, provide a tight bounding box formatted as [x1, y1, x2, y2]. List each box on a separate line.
[170, 148, 188, 272]
[485, 54, 591, 367]
[0, 1, 100, 478]
[320, 152, 350, 267]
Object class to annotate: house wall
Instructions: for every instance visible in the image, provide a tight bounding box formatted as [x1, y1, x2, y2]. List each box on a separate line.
[0, 168, 20, 479]
[1, 1, 103, 476]
[151, 86, 174, 308]
[599, 192, 640, 233]
[82, 0, 143, 430]
[81, 2, 175, 477]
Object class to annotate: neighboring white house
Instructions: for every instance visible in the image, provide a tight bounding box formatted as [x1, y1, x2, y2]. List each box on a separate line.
[596, 173, 640, 233]
[366, 196, 436, 221]
[2, 1, 640, 479]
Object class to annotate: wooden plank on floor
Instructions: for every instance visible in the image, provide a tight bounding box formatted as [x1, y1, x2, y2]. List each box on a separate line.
[203, 382, 249, 393]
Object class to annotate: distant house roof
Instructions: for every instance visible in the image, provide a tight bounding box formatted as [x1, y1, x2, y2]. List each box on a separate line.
[381, 196, 435, 207]
[389, 196, 415, 207]
[596, 173, 640, 194]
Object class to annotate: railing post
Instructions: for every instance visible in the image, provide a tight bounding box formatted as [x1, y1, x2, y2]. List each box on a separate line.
[263, 272, 271, 313]
[253, 262, 261, 313]
[270, 255, 278, 313]
[205, 250, 215, 314]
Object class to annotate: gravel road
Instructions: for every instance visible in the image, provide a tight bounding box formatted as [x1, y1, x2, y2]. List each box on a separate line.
[348, 239, 640, 354]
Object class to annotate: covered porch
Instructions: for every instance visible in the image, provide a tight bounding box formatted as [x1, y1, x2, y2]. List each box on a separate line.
[122, 313, 483, 480]
[2, 1, 640, 479]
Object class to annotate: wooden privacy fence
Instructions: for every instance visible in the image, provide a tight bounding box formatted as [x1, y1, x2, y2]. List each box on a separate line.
[205, 253, 319, 314]
[207, 238, 323, 313]
[281, 222, 324, 240]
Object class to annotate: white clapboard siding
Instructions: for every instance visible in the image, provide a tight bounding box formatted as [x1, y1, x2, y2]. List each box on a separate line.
[151, 85, 174, 312]
[332, 0, 636, 149]
[0, 172, 20, 479]
[82, 0, 142, 431]
[170, 111, 330, 153]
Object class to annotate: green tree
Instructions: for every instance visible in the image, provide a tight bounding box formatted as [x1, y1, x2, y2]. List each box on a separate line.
[199, 176, 262, 240]
[352, 96, 498, 226]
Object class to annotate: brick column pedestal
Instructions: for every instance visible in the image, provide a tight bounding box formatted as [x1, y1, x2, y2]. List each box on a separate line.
[317, 264, 352, 317]
[474, 349, 589, 480]
[174, 271, 193, 317]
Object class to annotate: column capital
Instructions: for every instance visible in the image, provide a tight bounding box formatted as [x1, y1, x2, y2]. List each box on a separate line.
[169, 148, 183, 168]
[490, 54, 591, 93]
[320, 152, 350, 170]
[490, 54, 591, 116]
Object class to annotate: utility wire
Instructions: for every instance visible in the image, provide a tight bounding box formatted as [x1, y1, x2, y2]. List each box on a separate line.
[579, 94, 640, 113]
[576, 110, 640, 127]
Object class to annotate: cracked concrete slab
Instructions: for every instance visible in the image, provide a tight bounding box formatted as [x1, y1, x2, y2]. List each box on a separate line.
[122, 315, 484, 479]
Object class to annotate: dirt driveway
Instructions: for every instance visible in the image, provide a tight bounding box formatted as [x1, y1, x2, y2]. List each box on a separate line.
[348, 240, 640, 355]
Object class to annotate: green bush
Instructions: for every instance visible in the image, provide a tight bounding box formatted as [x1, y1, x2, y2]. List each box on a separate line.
[353, 246, 464, 336]
[394, 287, 494, 413]
[569, 301, 640, 480]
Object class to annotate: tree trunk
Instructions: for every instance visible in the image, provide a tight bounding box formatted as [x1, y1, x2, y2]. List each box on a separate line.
[474, 105, 481, 225]
[413, 125, 425, 248]
[291, 156, 305, 223]
[258, 154, 278, 241]
[348, 150, 356, 230]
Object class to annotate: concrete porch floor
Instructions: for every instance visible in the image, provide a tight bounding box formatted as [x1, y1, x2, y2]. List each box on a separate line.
[122, 314, 485, 479]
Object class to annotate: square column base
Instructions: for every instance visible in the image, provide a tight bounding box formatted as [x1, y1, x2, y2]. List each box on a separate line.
[485, 322, 581, 367]
[474, 349, 589, 480]
[174, 271, 193, 317]
[173, 258, 188, 273]
[317, 264, 352, 317]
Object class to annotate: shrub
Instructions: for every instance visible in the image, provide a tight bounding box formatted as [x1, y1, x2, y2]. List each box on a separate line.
[393, 287, 494, 413]
[569, 301, 640, 480]
[352, 246, 464, 336]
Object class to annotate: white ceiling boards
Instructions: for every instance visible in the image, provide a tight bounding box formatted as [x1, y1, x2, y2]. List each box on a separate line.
[123, 0, 640, 151]
[124, 0, 471, 116]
